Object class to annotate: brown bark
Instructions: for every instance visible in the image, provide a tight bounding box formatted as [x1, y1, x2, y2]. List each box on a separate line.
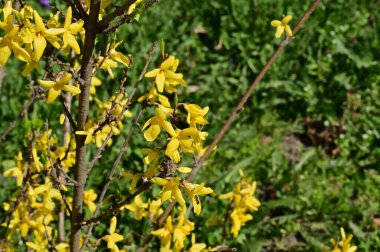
[70, 1, 100, 251]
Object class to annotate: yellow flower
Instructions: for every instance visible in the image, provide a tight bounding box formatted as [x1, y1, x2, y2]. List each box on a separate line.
[165, 127, 208, 163]
[145, 55, 186, 92]
[31, 10, 65, 61]
[271, 15, 293, 38]
[102, 216, 124, 251]
[230, 208, 253, 237]
[182, 181, 213, 215]
[329, 227, 357, 252]
[61, 7, 84, 54]
[38, 72, 81, 103]
[151, 177, 186, 206]
[3, 153, 25, 186]
[0, 14, 31, 65]
[188, 233, 207, 252]
[142, 106, 175, 142]
[123, 172, 142, 191]
[123, 195, 148, 220]
[84, 189, 97, 214]
[183, 104, 209, 126]
[151, 208, 195, 251]
[108, 41, 132, 68]
[138, 85, 171, 108]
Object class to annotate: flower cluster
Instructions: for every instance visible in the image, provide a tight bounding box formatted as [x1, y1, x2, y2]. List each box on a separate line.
[0, 3, 83, 72]
[219, 170, 261, 237]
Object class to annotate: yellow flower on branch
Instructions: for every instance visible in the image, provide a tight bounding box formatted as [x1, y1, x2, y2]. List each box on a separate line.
[0, 16, 31, 65]
[123, 195, 148, 220]
[271, 15, 293, 38]
[102, 216, 124, 252]
[151, 177, 186, 206]
[182, 181, 213, 215]
[145, 55, 186, 93]
[38, 72, 81, 103]
[61, 7, 84, 54]
[142, 106, 175, 142]
[183, 104, 209, 126]
[31, 10, 65, 61]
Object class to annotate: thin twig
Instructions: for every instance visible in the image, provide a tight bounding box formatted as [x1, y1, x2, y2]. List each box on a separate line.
[0, 87, 43, 143]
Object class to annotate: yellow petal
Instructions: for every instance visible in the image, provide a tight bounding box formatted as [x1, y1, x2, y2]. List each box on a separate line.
[44, 28, 66, 36]
[285, 25, 293, 36]
[69, 20, 84, 34]
[0, 45, 12, 66]
[161, 190, 171, 202]
[38, 79, 56, 88]
[11, 42, 31, 62]
[145, 68, 160, 77]
[109, 216, 117, 234]
[68, 34, 81, 54]
[275, 26, 284, 38]
[193, 197, 201, 215]
[177, 167, 192, 173]
[62, 84, 81, 95]
[271, 20, 281, 27]
[173, 186, 185, 206]
[112, 52, 131, 67]
[151, 177, 168, 186]
[64, 6, 73, 29]
[47, 86, 61, 103]
[34, 10, 46, 32]
[33, 34, 47, 61]
[156, 72, 165, 92]
[160, 56, 175, 69]
[144, 125, 161, 142]
[282, 15, 292, 24]
[165, 138, 180, 161]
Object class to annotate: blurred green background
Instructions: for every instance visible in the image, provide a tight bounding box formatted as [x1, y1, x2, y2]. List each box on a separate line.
[1, 0, 379, 251]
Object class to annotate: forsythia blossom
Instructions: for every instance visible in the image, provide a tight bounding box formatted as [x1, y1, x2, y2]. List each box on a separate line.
[271, 15, 293, 38]
[327, 227, 357, 252]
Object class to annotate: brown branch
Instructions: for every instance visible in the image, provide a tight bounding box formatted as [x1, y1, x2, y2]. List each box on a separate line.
[138, 1, 322, 250]
[70, 1, 100, 251]
[79, 108, 143, 252]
